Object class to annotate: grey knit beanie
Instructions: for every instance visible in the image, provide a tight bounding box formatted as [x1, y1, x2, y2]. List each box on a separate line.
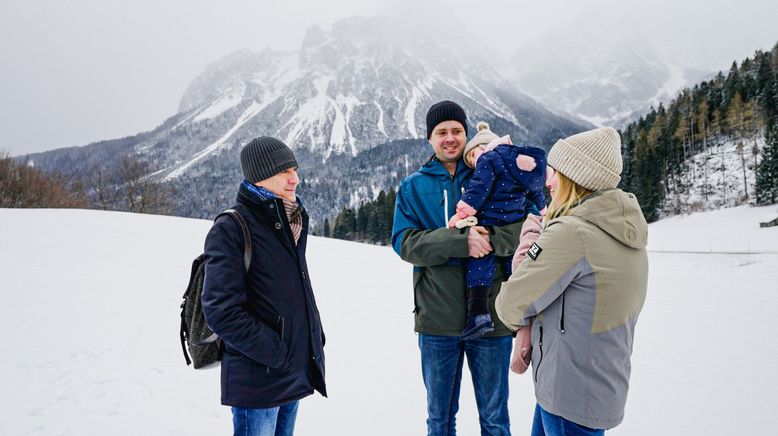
[547, 127, 623, 191]
[425, 100, 468, 139]
[463, 121, 499, 168]
[240, 137, 298, 183]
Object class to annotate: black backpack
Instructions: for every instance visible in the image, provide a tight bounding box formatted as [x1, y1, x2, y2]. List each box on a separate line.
[179, 209, 252, 368]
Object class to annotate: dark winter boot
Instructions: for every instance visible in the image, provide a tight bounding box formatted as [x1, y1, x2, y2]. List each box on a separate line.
[460, 313, 495, 341]
[462, 285, 493, 340]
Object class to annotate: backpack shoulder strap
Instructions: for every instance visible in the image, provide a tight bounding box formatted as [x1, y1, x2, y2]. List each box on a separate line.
[219, 209, 252, 272]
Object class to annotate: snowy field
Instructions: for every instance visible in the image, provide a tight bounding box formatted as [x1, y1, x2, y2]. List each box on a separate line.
[1, 205, 777, 435]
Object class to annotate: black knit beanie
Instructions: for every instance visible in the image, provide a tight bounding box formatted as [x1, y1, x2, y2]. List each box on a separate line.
[425, 100, 468, 139]
[240, 137, 298, 183]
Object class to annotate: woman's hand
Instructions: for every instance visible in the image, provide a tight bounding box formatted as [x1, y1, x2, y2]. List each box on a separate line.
[512, 214, 543, 271]
[510, 321, 532, 374]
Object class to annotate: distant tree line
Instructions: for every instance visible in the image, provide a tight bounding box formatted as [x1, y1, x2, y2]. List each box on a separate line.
[317, 188, 396, 245]
[1, 152, 174, 215]
[81, 155, 175, 214]
[620, 42, 778, 221]
[0, 152, 86, 208]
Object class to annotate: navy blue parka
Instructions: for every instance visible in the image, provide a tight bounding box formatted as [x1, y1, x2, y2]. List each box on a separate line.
[202, 182, 326, 409]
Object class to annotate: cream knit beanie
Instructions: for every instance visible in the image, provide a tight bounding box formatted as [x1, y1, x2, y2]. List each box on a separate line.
[547, 127, 623, 191]
[464, 122, 499, 168]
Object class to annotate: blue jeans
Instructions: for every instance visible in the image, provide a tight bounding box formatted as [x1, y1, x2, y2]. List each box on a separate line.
[531, 404, 604, 436]
[418, 334, 512, 436]
[232, 401, 298, 436]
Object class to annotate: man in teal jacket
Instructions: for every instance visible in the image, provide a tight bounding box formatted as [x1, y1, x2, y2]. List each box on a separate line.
[391, 101, 523, 436]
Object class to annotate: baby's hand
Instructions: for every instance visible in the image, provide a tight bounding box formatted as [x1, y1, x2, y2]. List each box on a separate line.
[448, 201, 477, 228]
[516, 154, 536, 171]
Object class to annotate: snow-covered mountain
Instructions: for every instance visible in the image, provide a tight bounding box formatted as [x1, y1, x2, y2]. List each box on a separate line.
[2, 205, 777, 435]
[510, 22, 709, 128]
[27, 12, 587, 222]
[171, 15, 532, 163]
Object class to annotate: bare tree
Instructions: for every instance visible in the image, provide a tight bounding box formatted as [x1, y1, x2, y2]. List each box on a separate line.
[117, 155, 174, 215]
[82, 164, 116, 210]
[76, 155, 174, 214]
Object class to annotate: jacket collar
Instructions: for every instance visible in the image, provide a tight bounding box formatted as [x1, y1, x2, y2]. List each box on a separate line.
[418, 155, 472, 179]
[237, 180, 303, 209]
[236, 181, 308, 257]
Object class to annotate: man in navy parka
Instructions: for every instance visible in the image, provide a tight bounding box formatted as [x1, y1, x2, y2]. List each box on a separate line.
[202, 137, 326, 435]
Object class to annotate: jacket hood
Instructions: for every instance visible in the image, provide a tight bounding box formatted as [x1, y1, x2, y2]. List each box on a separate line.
[570, 189, 648, 249]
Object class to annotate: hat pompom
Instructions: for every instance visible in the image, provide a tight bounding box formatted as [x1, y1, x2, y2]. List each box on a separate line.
[476, 121, 490, 132]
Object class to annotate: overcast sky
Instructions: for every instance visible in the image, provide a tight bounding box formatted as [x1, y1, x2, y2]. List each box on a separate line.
[1, 0, 776, 156]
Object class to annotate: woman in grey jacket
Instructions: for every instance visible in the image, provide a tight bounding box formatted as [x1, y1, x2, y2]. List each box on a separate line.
[496, 127, 648, 435]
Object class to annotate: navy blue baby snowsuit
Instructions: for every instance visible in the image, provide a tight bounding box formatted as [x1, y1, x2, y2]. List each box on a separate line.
[462, 144, 547, 287]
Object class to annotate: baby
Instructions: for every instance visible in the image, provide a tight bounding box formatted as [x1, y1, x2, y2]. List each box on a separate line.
[448, 122, 547, 340]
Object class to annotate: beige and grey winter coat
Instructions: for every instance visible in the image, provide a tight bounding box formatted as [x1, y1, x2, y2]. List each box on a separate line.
[496, 189, 648, 430]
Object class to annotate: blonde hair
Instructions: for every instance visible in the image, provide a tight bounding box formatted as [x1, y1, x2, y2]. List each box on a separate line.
[545, 170, 592, 224]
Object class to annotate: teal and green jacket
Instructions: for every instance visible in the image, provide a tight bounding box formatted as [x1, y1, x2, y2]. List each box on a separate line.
[391, 155, 522, 336]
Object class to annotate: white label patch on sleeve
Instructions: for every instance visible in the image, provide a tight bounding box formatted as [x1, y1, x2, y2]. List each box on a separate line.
[527, 242, 542, 261]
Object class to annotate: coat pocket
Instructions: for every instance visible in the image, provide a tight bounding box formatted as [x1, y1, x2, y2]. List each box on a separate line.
[275, 316, 293, 372]
[276, 315, 287, 341]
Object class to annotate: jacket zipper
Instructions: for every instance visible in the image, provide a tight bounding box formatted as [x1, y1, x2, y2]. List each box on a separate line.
[559, 292, 566, 334]
[534, 324, 544, 383]
[442, 176, 461, 227]
[273, 201, 321, 364]
[443, 188, 449, 226]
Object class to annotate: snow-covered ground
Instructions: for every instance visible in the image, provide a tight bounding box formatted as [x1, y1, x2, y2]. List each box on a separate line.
[1, 205, 777, 435]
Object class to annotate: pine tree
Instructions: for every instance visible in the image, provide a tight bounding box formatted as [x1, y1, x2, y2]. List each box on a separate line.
[727, 92, 746, 138]
[632, 124, 664, 221]
[385, 187, 397, 244]
[756, 119, 778, 205]
[755, 56, 775, 120]
[619, 126, 636, 193]
[722, 61, 742, 124]
[356, 205, 369, 240]
[332, 208, 357, 240]
[372, 190, 388, 244]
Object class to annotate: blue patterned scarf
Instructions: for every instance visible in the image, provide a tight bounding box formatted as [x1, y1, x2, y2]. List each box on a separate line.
[241, 180, 302, 244]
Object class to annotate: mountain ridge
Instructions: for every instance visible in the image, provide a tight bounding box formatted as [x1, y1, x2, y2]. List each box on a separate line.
[25, 13, 588, 222]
